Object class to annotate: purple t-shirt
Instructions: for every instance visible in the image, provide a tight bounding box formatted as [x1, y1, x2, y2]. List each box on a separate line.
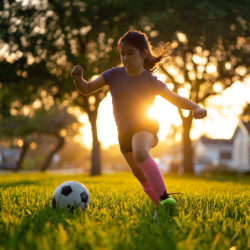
[102, 67, 166, 134]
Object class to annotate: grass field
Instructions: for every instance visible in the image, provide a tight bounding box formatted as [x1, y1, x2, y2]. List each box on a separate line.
[0, 172, 249, 250]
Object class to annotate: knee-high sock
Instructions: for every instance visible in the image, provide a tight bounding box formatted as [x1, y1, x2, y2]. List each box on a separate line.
[141, 181, 159, 206]
[139, 156, 167, 199]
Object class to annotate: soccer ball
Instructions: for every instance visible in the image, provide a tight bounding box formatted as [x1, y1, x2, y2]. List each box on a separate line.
[52, 181, 90, 212]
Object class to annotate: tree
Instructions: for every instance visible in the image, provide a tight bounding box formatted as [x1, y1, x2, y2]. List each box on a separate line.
[0, 115, 33, 170]
[33, 105, 80, 171]
[240, 103, 250, 122]
[147, 0, 249, 173]
[0, 104, 79, 171]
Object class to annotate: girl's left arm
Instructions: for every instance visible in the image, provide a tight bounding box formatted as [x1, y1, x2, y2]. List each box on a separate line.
[160, 87, 207, 119]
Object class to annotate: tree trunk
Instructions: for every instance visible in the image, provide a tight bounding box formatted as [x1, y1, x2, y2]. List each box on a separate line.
[40, 136, 64, 172]
[182, 115, 194, 174]
[89, 112, 102, 176]
[15, 140, 30, 171]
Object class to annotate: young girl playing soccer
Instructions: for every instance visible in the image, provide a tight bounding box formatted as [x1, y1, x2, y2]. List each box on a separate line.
[71, 30, 207, 211]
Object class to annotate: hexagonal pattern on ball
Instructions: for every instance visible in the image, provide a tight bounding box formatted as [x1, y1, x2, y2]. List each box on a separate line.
[80, 191, 88, 203]
[61, 186, 73, 196]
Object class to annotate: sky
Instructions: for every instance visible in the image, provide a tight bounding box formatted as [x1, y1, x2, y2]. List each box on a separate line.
[75, 77, 250, 150]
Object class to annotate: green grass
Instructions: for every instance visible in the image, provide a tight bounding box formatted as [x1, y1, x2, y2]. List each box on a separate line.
[0, 172, 249, 250]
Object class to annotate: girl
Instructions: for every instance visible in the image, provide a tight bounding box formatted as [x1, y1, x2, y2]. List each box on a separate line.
[71, 30, 207, 211]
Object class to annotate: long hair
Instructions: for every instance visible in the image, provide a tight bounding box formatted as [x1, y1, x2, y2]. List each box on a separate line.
[117, 30, 171, 73]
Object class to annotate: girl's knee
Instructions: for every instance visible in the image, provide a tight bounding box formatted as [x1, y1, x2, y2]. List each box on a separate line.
[133, 148, 150, 164]
[132, 131, 154, 163]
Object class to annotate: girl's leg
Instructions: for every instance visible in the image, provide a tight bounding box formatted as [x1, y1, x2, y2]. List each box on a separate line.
[122, 152, 146, 183]
[132, 131, 169, 200]
[122, 152, 159, 205]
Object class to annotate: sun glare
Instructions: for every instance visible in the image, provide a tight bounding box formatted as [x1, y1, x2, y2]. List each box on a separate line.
[97, 93, 118, 149]
[147, 96, 180, 140]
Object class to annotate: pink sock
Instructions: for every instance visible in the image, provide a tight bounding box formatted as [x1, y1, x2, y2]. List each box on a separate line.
[139, 156, 167, 199]
[141, 181, 159, 206]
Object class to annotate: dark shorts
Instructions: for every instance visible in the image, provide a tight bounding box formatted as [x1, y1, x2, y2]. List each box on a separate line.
[118, 120, 159, 153]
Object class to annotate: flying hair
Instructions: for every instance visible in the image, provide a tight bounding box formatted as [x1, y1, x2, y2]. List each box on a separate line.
[117, 30, 171, 73]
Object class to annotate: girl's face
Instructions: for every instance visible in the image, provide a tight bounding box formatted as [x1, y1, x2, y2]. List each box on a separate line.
[120, 42, 145, 73]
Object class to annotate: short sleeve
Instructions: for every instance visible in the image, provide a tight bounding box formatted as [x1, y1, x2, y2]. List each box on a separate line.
[102, 67, 117, 85]
[150, 75, 167, 95]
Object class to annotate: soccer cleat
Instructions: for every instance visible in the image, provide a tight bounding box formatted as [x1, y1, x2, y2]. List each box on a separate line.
[159, 196, 177, 207]
[153, 195, 178, 219]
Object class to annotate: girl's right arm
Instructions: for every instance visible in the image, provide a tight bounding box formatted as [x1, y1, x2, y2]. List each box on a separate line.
[160, 86, 207, 119]
[71, 65, 107, 95]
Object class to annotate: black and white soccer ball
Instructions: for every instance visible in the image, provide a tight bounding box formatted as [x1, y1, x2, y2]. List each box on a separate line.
[52, 181, 90, 212]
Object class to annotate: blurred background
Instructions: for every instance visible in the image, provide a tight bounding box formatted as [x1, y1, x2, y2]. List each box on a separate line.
[0, 0, 249, 175]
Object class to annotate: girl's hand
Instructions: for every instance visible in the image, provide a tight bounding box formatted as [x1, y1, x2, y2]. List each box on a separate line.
[71, 65, 83, 80]
[192, 107, 207, 119]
